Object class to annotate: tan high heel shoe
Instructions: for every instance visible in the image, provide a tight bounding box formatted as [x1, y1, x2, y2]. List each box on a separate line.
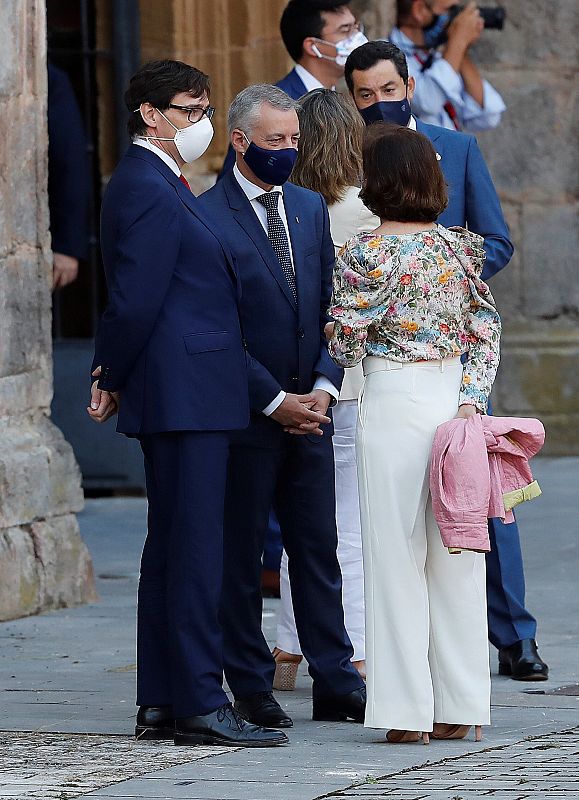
[272, 648, 302, 691]
[386, 729, 430, 744]
[431, 723, 483, 742]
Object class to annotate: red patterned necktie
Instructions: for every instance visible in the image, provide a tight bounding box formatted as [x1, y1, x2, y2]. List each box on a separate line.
[179, 174, 191, 191]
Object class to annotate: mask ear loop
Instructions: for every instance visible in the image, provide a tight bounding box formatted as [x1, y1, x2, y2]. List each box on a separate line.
[310, 40, 338, 62]
[240, 131, 252, 155]
[134, 105, 179, 142]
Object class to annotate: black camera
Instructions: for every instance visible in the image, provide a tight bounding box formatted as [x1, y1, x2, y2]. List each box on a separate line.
[449, 4, 506, 30]
[427, 4, 506, 48]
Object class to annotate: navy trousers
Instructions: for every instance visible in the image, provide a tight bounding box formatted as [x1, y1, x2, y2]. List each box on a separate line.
[263, 511, 283, 571]
[220, 430, 364, 700]
[484, 398, 537, 649]
[486, 515, 537, 649]
[137, 431, 230, 718]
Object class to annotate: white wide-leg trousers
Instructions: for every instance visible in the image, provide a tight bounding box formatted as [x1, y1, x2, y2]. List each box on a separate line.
[276, 399, 366, 661]
[358, 357, 490, 732]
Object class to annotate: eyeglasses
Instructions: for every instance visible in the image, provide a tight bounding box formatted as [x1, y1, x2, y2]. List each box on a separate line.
[167, 104, 216, 123]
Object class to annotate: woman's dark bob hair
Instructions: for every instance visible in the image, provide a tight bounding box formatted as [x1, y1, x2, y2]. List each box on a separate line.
[360, 123, 448, 223]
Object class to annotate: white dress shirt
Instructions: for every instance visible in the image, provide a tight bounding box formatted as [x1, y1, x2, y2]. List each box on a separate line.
[133, 137, 181, 176]
[294, 64, 325, 93]
[389, 27, 506, 132]
[232, 164, 339, 415]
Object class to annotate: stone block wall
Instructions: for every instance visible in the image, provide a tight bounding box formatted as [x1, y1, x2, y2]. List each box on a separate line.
[0, 0, 97, 621]
[468, 1, 579, 453]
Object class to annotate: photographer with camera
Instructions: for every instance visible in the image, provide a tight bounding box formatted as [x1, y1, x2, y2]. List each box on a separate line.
[390, 0, 505, 131]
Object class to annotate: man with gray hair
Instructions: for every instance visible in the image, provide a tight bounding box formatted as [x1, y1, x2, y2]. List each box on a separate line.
[199, 84, 366, 730]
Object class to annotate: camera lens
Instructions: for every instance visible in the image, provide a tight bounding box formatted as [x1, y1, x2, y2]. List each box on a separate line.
[479, 7, 506, 30]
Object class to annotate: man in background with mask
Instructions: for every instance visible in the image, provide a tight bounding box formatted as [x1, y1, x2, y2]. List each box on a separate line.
[87, 60, 287, 749]
[218, 0, 366, 178]
[344, 41, 549, 683]
[390, 0, 505, 131]
[200, 84, 366, 730]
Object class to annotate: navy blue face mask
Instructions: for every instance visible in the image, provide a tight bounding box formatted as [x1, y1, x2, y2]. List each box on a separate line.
[360, 97, 412, 127]
[242, 134, 298, 186]
[422, 11, 451, 48]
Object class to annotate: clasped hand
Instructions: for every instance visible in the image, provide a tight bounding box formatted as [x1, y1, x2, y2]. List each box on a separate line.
[86, 366, 119, 424]
[271, 390, 331, 436]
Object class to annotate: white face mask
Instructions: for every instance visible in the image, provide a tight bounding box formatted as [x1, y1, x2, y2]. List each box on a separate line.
[312, 30, 368, 67]
[137, 108, 214, 162]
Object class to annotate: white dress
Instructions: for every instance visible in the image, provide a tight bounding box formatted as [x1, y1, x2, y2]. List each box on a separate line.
[275, 187, 379, 661]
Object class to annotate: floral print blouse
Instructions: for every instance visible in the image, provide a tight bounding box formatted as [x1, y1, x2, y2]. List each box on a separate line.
[328, 225, 501, 412]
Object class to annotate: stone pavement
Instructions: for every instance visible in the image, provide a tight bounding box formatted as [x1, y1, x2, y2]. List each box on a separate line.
[0, 457, 577, 800]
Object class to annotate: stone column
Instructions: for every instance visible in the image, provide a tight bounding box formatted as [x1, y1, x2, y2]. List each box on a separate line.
[0, 0, 96, 621]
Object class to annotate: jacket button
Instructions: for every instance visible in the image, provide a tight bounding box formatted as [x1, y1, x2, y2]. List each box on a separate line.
[297, 328, 305, 338]
[291, 377, 298, 382]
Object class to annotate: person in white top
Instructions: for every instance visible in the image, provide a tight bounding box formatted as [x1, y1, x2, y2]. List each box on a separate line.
[272, 89, 379, 690]
[389, 0, 506, 132]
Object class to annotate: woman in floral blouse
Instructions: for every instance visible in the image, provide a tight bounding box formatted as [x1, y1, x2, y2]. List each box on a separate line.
[326, 123, 500, 745]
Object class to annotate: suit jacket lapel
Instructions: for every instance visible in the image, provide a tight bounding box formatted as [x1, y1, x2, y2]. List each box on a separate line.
[127, 145, 241, 290]
[283, 187, 308, 312]
[223, 173, 297, 311]
[416, 120, 444, 166]
[174, 178, 242, 292]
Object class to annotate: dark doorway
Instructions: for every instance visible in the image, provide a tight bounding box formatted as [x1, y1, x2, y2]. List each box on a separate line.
[47, 0, 145, 492]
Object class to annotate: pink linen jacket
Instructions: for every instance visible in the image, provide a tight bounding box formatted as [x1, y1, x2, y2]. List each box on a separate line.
[430, 415, 545, 553]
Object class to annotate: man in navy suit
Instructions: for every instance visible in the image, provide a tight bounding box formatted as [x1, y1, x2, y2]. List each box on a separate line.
[218, 0, 365, 179]
[345, 41, 549, 682]
[47, 63, 90, 289]
[87, 60, 287, 748]
[200, 84, 366, 729]
[219, 0, 367, 599]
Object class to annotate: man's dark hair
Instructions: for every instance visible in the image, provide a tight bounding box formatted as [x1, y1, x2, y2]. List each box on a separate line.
[344, 40, 408, 93]
[360, 123, 448, 222]
[396, 0, 415, 22]
[125, 59, 210, 138]
[280, 0, 351, 62]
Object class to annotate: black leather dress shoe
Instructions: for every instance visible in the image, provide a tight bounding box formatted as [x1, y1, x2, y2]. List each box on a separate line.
[498, 638, 549, 681]
[312, 686, 366, 723]
[174, 702, 289, 747]
[235, 691, 293, 728]
[135, 705, 174, 740]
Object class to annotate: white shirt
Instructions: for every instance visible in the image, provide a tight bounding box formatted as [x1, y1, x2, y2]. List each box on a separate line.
[233, 164, 295, 272]
[389, 27, 506, 132]
[133, 137, 181, 176]
[328, 187, 380, 402]
[232, 164, 339, 415]
[294, 64, 325, 93]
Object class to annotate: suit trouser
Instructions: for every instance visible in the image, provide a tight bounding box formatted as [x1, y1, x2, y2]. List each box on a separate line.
[483, 399, 538, 649]
[486, 516, 537, 649]
[137, 431, 230, 718]
[358, 357, 490, 731]
[276, 400, 365, 661]
[220, 429, 364, 700]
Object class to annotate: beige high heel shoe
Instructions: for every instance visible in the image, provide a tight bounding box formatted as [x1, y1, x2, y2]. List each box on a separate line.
[431, 723, 483, 742]
[386, 729, 430, 744]
[272, 648, 302, 691]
